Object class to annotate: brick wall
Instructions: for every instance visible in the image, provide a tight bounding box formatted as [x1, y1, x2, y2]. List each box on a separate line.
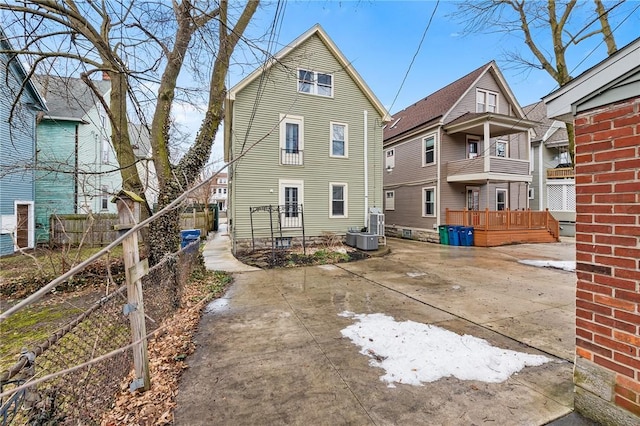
[573, 96, 640, 424]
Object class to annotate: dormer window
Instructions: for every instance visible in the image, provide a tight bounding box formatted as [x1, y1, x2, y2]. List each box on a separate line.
[298, 69, 333, 97]
[476, 89, 497, 113]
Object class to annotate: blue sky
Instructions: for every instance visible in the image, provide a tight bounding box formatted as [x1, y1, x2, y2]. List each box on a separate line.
[233, 0, 640, 112]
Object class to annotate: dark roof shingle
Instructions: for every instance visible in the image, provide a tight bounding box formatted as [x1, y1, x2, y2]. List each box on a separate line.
[384, 62, 492, 143]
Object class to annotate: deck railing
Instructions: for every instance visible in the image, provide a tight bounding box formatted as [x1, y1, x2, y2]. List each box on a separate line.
[445, 208, 559, 239]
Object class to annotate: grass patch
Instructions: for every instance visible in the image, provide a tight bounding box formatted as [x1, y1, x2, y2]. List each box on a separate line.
[0, 304, 83, 371]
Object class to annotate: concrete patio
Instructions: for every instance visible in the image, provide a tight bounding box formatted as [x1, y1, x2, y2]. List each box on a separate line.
[175, 237, 578, 425]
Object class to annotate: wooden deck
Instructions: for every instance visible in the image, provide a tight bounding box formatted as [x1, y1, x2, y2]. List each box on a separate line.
[445, 209, 560, 247]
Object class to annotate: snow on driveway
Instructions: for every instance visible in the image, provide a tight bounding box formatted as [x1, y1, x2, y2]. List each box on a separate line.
[339, 312, 550, 388]
[518, 260, 576, 272]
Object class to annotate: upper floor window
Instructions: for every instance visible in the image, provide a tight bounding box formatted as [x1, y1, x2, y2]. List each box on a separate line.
[298, 69, 333, 97]
[423, 134, 436, 166]
[101, 138, 110, 163]
[217, 178, 227, 184]
[330, 122, 348, 157]
[385, 148, 395, 170]
[468, 139, 479, 159]
[279, 114, 304, 165]
[496, 140, 508, 158]
[476, 89, 498, 113]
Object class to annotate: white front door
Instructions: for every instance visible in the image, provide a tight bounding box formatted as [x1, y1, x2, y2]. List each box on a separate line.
[279, 180, 303, 228]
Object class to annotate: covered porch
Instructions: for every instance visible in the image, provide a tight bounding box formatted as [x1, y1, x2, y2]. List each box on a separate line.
[446, 208, 560, 247]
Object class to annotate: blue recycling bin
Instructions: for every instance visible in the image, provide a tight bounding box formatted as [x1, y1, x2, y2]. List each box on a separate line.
[459, 226, 475, 246]
[180, 229, 201, 249]
[447, 226, 461, 246]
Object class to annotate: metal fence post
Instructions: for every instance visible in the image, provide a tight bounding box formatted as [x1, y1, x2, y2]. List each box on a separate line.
[113, 190, 150, 392]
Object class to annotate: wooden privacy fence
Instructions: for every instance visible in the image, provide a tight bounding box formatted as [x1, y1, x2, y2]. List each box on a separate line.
[50, 211, 214, 246]
[446, 208, 560, 240]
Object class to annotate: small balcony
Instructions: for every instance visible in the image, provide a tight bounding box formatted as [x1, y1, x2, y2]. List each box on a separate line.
[281, 149, 304, 166]
[546, 167, 574, 179]
[446, 156, 531, 184]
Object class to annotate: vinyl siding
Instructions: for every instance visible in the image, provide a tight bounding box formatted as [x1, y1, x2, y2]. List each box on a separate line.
[0, 49, 39, 255]
[35, 120, 78, 242]
[448, 71, 512, 122]
[229, 33, 384, 241]
[75, 95, 121, 214]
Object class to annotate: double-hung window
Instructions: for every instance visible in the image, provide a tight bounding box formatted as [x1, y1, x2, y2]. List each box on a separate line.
[476, 89, 498, 113]
[330, 122, 348, 157]
[279, 114, 304, 165]
[423, 187, 435, 217]
[496, 140, 508, 158]
[423, 134, 436, 165]
[496, 189, 508, 211]
[298, 69, 333, 97]
[385, 191, 395, 211]
[385, 148, 395, 170]
[330, 183, 347, 218]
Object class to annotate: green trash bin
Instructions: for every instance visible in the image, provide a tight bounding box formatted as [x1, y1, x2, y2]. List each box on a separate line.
[438, 225, 449, 245]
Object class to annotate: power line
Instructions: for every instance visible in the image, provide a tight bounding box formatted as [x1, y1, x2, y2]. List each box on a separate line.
[388, 0, 440, 115]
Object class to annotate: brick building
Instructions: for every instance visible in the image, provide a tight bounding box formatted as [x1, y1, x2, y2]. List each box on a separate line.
[544, 37, 640, 424]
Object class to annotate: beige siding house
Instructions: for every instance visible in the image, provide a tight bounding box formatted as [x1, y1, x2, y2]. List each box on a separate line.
[224, 25, 390, 251]
[383, 61, 537, 242]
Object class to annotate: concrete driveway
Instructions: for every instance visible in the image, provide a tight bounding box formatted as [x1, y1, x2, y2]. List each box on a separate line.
[175, 238, 577, 425]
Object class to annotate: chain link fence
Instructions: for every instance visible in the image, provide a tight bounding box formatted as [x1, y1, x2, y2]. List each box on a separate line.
[0, 244, 201, 425]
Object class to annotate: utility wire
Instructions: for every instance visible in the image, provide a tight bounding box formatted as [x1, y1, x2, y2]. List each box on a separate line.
[388, 0, 440, 114]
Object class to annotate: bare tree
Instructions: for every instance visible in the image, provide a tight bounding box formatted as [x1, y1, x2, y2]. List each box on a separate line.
[1, 0, 261, 263]
[452, 0, 624, 164]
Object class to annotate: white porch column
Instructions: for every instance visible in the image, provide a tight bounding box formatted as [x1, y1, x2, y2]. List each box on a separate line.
[483, 121, 491, 173]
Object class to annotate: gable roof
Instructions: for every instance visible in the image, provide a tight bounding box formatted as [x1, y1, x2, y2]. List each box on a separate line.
[523, 101, 568, 146]
[34, 75, 111, 122]
[228, 24, 390, 122]
[384, 61, 528, 143]
[0, 27, 47, 111]
[543, 36, 640, 121]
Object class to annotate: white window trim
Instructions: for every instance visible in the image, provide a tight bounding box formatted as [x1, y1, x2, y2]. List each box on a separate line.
[528, 187, 535, 200]
[279, 114, 304, 150]
[297, 68, 334, 98]
[385, 148, 395, 170]
[279, 179, 304, 205]
[422, 133, 437, 166]
[496, 188, 508, 211]
[329, 122, 348, 158]
[329, 182, 348, 218]
[467, 137, 480, 159]
[422, 186, 436, 217]
[476, 88, 499, 113]
[385, 190, 395, 211]
[495, 139, 508, 158]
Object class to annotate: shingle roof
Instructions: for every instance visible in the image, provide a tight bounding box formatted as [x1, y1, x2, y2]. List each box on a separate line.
[34, 75, 110, 120]
[523, 100, 567, 144]
[384, 62, 492, 142]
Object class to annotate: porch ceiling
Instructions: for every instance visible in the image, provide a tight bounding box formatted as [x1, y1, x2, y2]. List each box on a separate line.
[443, 112, 537, 137]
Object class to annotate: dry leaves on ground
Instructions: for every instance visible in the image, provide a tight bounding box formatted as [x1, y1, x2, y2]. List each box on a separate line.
[101, 270, 229, 425]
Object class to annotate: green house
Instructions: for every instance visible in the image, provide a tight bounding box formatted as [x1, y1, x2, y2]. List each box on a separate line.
[224, 24, 391, 252]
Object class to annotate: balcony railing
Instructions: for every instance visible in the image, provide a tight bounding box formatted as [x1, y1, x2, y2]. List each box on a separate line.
[281, 149, 304, 166]
[546, 167, 574, 179]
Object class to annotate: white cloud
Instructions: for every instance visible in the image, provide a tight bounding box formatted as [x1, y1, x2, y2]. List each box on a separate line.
[339, 312, 550, 388]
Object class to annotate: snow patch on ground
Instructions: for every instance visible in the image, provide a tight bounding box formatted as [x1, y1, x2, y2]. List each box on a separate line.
[406, 272, 426, 278]
[519, 260, 576, 272]
[339, 312, 550, 387]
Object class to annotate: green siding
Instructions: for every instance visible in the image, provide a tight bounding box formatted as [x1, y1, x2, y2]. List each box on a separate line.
[35, 120, 78, 242]
[229, 34, 384, 241]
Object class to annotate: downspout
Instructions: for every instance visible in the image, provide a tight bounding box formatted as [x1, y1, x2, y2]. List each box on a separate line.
[538, 142, 544, 210]
[363, 110, 368, 228]
[436, 131, 441, 227]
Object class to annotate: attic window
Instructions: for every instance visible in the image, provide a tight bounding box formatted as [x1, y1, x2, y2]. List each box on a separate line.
[477, 89, 498, 113]
[298, 69, 333, 97]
